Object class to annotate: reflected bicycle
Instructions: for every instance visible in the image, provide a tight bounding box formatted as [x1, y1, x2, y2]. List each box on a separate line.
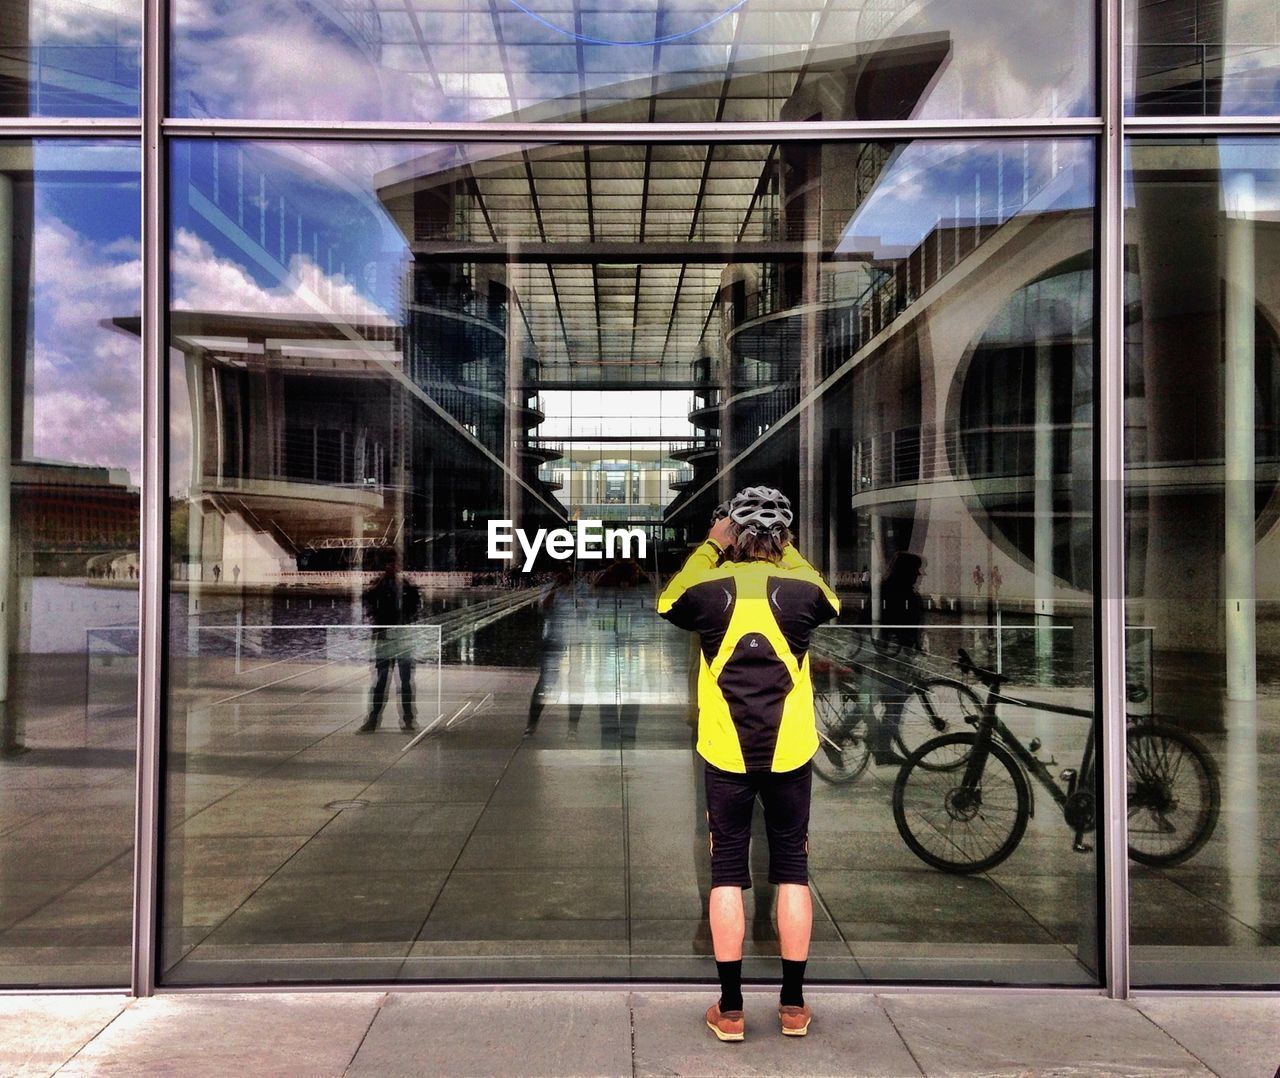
[814, 629, 983, 783]
[891, 649, 1220, 874]
[813, 676, 983, 784]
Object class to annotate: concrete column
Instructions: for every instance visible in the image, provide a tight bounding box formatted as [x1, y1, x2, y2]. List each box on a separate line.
[503, 257, 523, 530]
[1131, 145, 1221, 656]
[422, 449, 435, 570]
[870, 512, 883, 627]
[392, 385, 408, 561]
[1034, 305, 1056, 676]
[1224, 698, 1262, 931]
[1224, 171, 1256, 701]
[185, 352, 205, 654]
[797, 150, 824, 564]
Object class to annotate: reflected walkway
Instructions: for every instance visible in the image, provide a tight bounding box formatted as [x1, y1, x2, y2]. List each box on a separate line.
[2, 584, 1276, 986]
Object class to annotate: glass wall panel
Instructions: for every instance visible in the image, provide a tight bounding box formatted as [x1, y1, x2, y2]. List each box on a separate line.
[1127, 138, 1280, 986]
[1128, 0, 1280, 116]
[170, 0, 1093, 123]
[0, 2, 140, 117]
[0, 140, 141, 986]
[162, 136, 1096, 986]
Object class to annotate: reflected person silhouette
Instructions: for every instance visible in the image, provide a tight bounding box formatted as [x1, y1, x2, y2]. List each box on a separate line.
[870, 551, 926, 765]
[524, 586, 584, 741]
[358, 549, 421, 733]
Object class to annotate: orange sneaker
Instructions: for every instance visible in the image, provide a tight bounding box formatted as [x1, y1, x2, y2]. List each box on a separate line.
[705, 1003, 745, 1042]
[779, 1003, 812, 1036]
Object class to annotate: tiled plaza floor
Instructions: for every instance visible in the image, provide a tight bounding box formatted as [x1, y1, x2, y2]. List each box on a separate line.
[1, 989, 1277, 1076]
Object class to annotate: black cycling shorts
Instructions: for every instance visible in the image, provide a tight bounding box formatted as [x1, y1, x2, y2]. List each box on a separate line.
[704, 760, 812, 889]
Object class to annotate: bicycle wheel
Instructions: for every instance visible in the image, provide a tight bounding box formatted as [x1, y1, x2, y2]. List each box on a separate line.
[893, 733, 1030, 874]
[893, 680, 984, 762]
[812, 692, 870, 784]
[1127, 723, 1220, 867]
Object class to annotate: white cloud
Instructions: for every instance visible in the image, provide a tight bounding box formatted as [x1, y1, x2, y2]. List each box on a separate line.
[170, 227, 388, 320]
[30, 216, 141, 481]
[31, 0, 140, 44]
[173, 1, 387, 120]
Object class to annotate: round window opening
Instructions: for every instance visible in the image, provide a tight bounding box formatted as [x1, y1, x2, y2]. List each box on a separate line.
[960, 259, 1280, 595]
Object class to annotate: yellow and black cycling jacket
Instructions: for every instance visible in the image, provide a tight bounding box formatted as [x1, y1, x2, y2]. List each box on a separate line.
[657, 541, 840, 774]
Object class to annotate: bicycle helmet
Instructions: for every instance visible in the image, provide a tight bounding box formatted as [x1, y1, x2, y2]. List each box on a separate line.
[728, 485, 793, 533]
[710, 501, 731, 525]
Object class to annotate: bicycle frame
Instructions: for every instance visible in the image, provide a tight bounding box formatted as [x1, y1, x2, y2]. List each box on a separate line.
[962, 675, 1098, 839]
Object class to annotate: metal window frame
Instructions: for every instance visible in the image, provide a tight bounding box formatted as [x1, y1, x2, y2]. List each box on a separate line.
[159, 117, 1106, 141]
[2, 0, 1278, 1000]
[131, 0, 167, 999]
[1098, 0, 1129, 1003]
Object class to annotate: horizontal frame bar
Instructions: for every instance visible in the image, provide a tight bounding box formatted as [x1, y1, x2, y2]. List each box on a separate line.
[1131, 988, 1280, 997]
[153, 981, 1110, 996]
[0, 118, 141, 137]
[3, 116, 1279, 142]
[161, 117, 1104, 142]
[1127, 115, 1280, 134]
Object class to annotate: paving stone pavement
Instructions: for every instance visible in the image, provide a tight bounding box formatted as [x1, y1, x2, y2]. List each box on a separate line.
[0, 989, 1276, 1077]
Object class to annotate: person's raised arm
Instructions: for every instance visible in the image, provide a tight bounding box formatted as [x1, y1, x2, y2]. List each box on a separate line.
[778, 541, 840, 619]
[657, 517, 733, 620]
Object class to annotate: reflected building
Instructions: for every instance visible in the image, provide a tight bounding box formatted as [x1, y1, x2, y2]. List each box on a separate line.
[164, 303, 563, 580]
[164, 28, 1272, 783]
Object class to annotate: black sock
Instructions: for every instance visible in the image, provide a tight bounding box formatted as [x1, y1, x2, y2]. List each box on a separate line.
[716, 959, 743, 1012]
[780, 959, 806, 1007]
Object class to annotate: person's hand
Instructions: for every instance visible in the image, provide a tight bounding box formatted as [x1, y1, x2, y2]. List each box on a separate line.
[709, 516, 734, 550]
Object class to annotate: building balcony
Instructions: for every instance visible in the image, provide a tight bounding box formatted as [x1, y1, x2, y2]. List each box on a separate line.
[520, 440, 564, 464]
[669, 439, 719, 463]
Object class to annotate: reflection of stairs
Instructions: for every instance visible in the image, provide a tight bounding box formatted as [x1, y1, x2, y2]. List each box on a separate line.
[1131, 41, 1280, 114]
[206, 497, 297, 577]
[223, 495, 299, 556]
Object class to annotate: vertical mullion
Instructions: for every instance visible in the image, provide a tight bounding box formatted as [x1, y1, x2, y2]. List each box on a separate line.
[1098, 0, 1129, 1000]
[132, 0, 168, 998]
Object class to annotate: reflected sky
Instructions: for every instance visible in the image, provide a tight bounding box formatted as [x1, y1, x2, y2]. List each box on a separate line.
[8, 0, 141, 116]
[27, 141, 141, 481]
[169, 0, 1093, 122]
[840, 140, 1095, 255]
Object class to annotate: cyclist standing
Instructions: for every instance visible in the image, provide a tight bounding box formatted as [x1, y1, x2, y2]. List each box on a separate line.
[658, 486, 839, 1042]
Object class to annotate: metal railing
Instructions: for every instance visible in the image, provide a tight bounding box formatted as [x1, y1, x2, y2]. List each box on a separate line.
[1129, 42, 1280, 115]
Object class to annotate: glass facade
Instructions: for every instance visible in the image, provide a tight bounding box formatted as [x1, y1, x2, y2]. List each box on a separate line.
[0, 0, 1276, 994]
[1126, 138, 1280, 985]
[159, 137, 1100, 985]
[0, 140, 141, 987]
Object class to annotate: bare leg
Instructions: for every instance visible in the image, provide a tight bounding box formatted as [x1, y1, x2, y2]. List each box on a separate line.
[775, 883, 812, 961]
[709, 885, 745, 961]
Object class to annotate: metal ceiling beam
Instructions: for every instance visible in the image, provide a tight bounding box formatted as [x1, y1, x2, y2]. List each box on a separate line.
[409, 239, 876, 261]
